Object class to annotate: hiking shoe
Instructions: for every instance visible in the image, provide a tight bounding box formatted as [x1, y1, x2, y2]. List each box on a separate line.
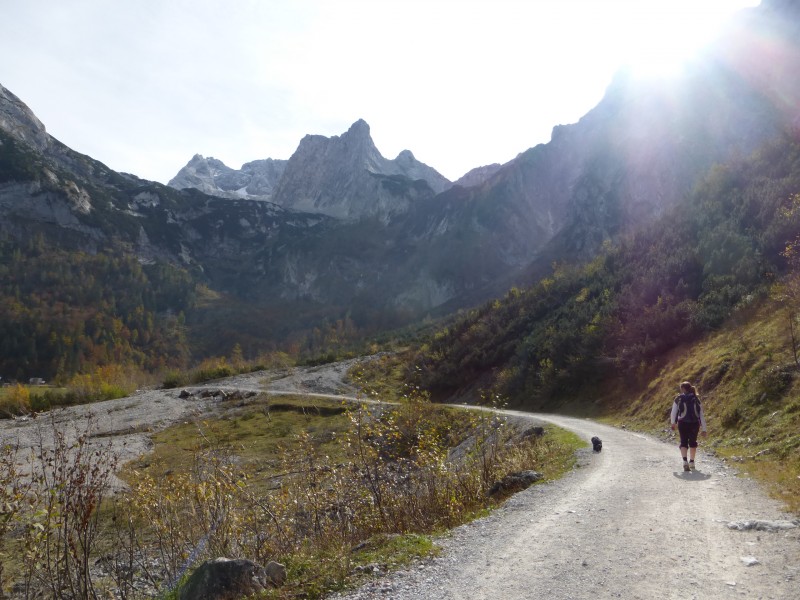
[689, 461, 696, 471]
[683, 462, 691, 472]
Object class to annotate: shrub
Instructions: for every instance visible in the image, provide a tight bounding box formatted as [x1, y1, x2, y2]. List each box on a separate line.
[66, 365, 137, 403]
[13, 419, 118, 599]
[0, 443, 30, 592]
[721, 405, 744, 428]
[190, 357, 234, 384]
[756, 365, 795, 402]
[0, 384, 31, 417]
[162, 369, 189, 389]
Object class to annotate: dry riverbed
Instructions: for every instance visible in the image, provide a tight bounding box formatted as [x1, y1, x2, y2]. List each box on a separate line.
[0, 358, 365, 488]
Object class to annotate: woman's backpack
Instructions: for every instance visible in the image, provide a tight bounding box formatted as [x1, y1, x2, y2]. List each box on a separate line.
[677, 393, 701, 424]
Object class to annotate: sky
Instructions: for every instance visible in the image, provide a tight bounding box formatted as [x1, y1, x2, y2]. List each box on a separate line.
[0, 0, 760, 184]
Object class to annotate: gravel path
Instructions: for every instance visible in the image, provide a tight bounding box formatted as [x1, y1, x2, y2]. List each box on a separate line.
[333, 413, 800, 600]
[2, 361, 798, 599]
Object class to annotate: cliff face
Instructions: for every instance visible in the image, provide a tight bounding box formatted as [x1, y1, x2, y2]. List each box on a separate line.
[0, 81, 330, 285]
[401, 58, 787, 299]
[0, 84, 50, 152]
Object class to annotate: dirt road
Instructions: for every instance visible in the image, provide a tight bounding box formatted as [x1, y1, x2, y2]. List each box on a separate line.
[337, 412, 799, 600]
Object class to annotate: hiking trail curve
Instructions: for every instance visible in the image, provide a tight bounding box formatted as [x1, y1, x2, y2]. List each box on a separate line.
[334, 412, 799, 600]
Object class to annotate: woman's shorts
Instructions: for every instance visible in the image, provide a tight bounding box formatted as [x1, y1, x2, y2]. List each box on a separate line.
[678, 421, 701, 448]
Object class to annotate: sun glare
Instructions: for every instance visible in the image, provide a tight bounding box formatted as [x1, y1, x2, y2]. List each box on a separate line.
[617, 0, 760, 79]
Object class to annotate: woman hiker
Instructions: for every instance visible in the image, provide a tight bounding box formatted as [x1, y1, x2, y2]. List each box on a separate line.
[670, 381, 707, 471]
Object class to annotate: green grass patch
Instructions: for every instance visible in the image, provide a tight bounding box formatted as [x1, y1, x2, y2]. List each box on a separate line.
[351, 532, 437, 570]
[123, 395, 352, 485]
[264, 533, 438, 599]
[538, 426, 586, 481]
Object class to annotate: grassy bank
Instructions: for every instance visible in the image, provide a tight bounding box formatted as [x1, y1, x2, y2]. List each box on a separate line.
[1, 392, 582, 598]
[600, 301, 800, 513]
[120, 394, 583, 598]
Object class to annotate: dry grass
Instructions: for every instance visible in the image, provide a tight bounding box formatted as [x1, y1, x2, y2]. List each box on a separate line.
[2, 393, 582, 598]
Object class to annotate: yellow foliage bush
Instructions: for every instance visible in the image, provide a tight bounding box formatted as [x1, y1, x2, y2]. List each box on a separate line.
[0, 384, 31, 416]
[67, 364, 136, 400]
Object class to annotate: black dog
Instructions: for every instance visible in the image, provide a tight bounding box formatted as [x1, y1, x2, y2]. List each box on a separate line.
[591, 436, 603, 452]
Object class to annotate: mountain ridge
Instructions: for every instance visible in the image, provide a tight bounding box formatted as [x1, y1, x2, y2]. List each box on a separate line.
[170, 118, 453, 223]
[1, 0, 799, 378]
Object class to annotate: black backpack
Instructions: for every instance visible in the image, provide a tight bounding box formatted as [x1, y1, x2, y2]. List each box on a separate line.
[676, 393, 701, 424]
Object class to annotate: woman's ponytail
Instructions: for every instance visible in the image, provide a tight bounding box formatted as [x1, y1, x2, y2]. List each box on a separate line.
[680, 381, 698, 396]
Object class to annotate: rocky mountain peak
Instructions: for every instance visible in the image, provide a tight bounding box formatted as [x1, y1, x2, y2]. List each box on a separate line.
[268, 120, 451, 221]
[0, 82, 50, 152]
[346, 118, 370, 136]
[340, 118, 382, 170]
[186, 154, 227, 174]
[169, 118, 452, 218]
[395, 149, 416, 163]
[291, 120, 377, 163]
[168, 154, 287, 200]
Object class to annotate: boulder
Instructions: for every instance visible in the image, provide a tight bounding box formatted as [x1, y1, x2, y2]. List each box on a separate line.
[178, 557, 285, 600]
[489, 470, 543, 496]
[521, 426, 545, 439]
[264, 560, 287, 586]
[727, 519, 799, 532]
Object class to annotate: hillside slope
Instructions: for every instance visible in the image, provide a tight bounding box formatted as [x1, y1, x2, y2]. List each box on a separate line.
[401, 128, 800, 509]
[411, 131, 800, 402]
[2, 1, 799, 380]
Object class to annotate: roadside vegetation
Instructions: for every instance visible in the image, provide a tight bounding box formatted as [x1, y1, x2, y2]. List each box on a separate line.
[0, 391, 582, 598]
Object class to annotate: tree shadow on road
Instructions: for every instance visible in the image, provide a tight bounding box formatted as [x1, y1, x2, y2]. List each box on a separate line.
[672, 470, 712, 481]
